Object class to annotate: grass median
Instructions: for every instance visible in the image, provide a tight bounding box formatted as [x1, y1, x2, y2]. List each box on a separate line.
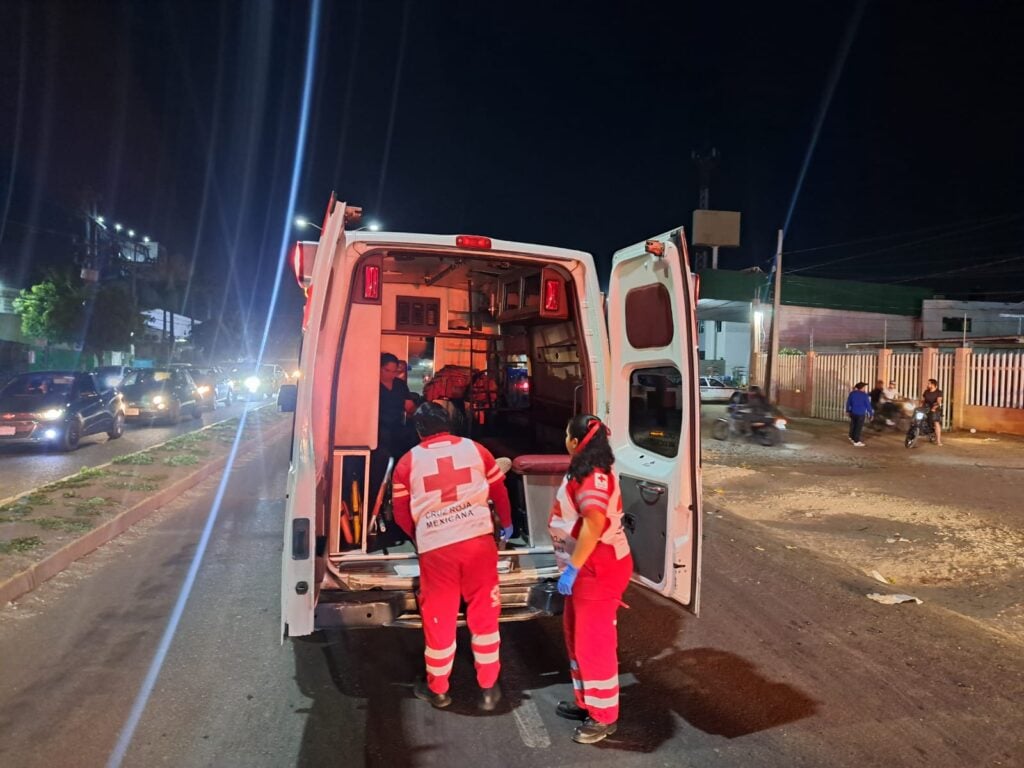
[0, 407, 289, 588]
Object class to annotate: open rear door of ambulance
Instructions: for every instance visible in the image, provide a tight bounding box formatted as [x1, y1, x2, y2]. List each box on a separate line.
[606, 230, 702, 614]
[282, 196, 350, 639]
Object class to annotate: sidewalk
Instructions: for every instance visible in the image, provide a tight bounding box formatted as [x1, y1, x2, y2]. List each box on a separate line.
[701, 408, 1024, 644]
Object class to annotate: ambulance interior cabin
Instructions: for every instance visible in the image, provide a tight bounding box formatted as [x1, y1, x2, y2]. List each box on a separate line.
[330, 248, 586, 560]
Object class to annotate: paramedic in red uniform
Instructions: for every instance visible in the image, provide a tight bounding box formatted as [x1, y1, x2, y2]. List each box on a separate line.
[549, 414, 633, 744]
[392, 402, 514, 711]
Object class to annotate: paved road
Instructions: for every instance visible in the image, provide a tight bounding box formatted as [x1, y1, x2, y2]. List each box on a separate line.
[0, 432, 1021, 768]
[0, 399, 268, 501]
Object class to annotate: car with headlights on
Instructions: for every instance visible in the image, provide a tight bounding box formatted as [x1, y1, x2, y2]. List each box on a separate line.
[0, 371, 125, 451]
[174, 365, 234, 409]
[231, 364, 284, 400]
[92, 365, 135, 390]
[120, 368, 203, 424]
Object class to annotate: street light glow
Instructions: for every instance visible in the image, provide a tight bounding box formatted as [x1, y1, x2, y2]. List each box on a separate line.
[143, 236, 150, 243]
[97, 216, 105, 224]
[367, 221, 381, 232]
[128, 229, 135, 238]
[295, 216, 309, 228]
[114, 223, 123, 232]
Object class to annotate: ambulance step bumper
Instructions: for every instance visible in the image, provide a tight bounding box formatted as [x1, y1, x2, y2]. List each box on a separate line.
[314, 582, 563, 630]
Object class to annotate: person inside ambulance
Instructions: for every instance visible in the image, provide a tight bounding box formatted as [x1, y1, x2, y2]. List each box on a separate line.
[370, 353, 418, 504]
[391, 402, 514, 712]
[549, 414, 633, 745]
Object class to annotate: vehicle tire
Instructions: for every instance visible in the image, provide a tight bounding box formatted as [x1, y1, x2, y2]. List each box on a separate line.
[192, 403, 202, 420]
[60, 419, 82, 452]
[905, 428, 917, 448]
[757, 428, 779, 446]
[712, 420, 730, 441]
[168, 400, 182, 425]
[107, 411, 125, 440]
[226, 389, 233, 406]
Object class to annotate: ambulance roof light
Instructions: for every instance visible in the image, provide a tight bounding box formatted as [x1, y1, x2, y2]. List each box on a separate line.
[456, 235, 492, 250]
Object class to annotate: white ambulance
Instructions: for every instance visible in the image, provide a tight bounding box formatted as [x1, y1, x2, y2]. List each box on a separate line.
[280, 196, 702, 638]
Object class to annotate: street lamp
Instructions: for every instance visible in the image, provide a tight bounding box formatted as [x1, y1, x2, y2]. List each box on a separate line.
[143, 235, 150, 243]
[114, 223, 123, 232]
[96, 216, 105, 224]
[127, 229, 135, 238]
[294, 215, 322, 232]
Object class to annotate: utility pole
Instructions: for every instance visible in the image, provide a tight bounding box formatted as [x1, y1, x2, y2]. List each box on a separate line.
[764, 229, 784, 401]
[691, 147, 719, 270]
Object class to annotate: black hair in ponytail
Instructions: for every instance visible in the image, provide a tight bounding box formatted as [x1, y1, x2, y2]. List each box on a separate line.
[567, 413, 614, 482]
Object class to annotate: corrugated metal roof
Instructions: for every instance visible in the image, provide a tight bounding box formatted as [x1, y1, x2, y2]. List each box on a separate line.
[697, 269, 933, 316]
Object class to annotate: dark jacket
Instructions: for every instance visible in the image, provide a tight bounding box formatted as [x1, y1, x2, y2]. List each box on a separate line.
[846, 390, 873, 417]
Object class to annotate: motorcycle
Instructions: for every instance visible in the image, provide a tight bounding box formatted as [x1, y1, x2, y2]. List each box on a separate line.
[713, 409, 787, 446]
[871, 398, 914, 433]
[904, 407, 937, 448]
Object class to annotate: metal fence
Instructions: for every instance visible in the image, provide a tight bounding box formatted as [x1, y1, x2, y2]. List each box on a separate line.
[968, 352, 1024, 409]
[775, 354, 807, 392]
[889, 352, 920, 404]
[811, 353, 877, 422]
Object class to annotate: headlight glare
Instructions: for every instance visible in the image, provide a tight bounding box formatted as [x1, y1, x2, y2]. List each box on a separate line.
[37, 408, 65, 421]
[245, 376, 261, 393]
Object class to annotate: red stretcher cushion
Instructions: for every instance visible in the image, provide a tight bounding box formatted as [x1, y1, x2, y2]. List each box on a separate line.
[512, 454, 571, 475]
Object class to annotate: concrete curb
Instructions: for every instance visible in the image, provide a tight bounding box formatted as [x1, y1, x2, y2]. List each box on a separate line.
[0, 414, 291, 606]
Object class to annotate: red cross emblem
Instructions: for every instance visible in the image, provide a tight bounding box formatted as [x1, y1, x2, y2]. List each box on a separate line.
[422, 456, 475, 503]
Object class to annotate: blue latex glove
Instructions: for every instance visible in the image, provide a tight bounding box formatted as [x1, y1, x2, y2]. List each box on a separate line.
[557, 564, 579, 596]
[500, 525, 514, 542]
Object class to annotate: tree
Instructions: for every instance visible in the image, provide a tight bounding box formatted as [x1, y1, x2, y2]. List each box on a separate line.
[13, 271, 145, 357]
[13, 272, 86, 345]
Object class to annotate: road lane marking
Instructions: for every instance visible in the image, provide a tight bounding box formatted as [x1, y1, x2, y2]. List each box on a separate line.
[513, 699, 551, 749]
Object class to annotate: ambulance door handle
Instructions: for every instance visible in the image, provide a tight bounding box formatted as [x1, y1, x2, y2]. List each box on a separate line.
[635, 479, 666, 504]
[573, 384, 584, 415]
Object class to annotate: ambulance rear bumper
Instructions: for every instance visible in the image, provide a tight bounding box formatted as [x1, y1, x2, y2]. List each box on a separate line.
[314, 581, 563, 630]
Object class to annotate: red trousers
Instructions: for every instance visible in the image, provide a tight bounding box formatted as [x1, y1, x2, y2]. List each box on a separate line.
[564, 544, 633, 724]
[418, 534, 501, 694]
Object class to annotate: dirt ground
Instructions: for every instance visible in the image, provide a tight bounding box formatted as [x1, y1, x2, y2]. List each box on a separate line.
[700, 405, 1024, 644]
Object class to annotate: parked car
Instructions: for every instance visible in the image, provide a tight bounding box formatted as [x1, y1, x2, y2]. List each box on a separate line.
[120, 368, 203, 424]
[699, 376, 739, 403]
[180, 365, 234, 409]
[0, 371, 125, 451]
[92, 365, 134, 390]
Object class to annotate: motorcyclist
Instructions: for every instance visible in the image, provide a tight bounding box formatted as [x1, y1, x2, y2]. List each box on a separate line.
[732, 385, 771, 428]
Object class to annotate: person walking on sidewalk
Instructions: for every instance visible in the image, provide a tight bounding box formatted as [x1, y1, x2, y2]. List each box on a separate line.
[548, 414, 634, 745]
[846, 382, 873, 447]
[391, 402, 513, 712]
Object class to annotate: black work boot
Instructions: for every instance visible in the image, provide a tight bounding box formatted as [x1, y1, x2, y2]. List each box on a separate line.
[478, 683, 503, 712]
[413, 679, 452, 709]
[572, 718, 617, 744]
[556, 701, 588, 721]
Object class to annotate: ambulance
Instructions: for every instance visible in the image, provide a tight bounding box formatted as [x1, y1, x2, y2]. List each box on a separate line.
[280, 195, 702, 638]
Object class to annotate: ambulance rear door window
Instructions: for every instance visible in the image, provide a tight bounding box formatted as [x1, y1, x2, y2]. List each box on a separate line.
[628, 367, 682, 457]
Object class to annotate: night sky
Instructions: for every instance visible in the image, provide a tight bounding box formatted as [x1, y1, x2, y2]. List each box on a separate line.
[2, 0, 1023, 340]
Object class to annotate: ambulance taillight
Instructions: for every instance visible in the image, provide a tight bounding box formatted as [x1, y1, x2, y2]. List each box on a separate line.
[292, 242, 304, 288]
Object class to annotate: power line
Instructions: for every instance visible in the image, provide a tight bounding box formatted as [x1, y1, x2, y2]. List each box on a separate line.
[786, 213, 1024, 274]
[782, 212, 1024, 257]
